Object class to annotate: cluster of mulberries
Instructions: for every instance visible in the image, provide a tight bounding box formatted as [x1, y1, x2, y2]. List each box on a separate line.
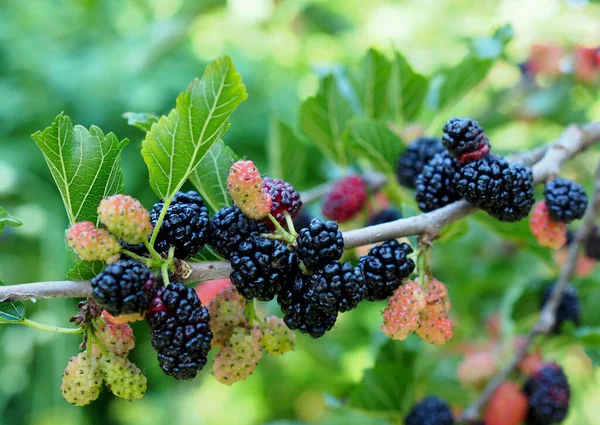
[382, 279, 453, 345]
[62, 320, 146, 406]
[206, 283, 296, 385]
[398, 118, 538, 222]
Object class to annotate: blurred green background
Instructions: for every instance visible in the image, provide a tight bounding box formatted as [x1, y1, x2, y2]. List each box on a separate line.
[1, 0, 600, 424]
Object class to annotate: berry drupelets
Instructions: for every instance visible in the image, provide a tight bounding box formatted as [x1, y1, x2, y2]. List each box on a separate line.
[61, 352, 103, 406]
[530, 201, 567, 249]
[146, 282, 213, 380]
[151, 191, 210, 259]
[322, 175, 367, 222]
[381, 281, 426, 340]
[405, 396, 454, 425]
[544, 177, 588, 223]
[100, 352, 147, 400]
[91, 258, 155, 316]
[213, 326, 263, 385]
[227, 160, 272, 220]
[306, 261, 366, 313]
[229, 235, 299, 301]
[262, 177, 302, 228]
[524, 363, 571, 425]
[296, 218, 344, 271]
[209, 206, 268, 259]
[359, 240, 415, 301]
[541, 283, 580, 333]
[207, 284, 248, 347]
[262, 316, 295, 355]
[66, 221, 121, 263]
[453, 154, 535, 222]
[442, 117, 490, 163]
[277, 273, 338, 338]
[97, 195, 153, 245]
[396, 137, 445, 188]
[415, 151, 462, 212]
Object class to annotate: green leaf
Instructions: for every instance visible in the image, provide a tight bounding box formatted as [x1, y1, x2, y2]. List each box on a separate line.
[142, 56, 247, 201]
[190, 245, 226, 262]
[268, 120, 309, 185]
[574, 327, 600, 347]
[343, 120, 404, 175]
[472, 212, 553, 264]
[66, 260, 106, 281]
[389, 52, 428, 122]
[431, 56, 493, 111]
[188, 140, 236, 213]
[348, 340, 417, 413]
[353, 48, 392, 119]
[0, 206, 22, 235]
[32, 113, 129, 225]
[122, 112, 159, 133]
[0, 281, 25, 323]
[299, 75, 353, 167]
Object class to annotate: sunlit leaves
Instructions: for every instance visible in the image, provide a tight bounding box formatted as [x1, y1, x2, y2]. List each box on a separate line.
[142, 56, 247, 201]
[268, 120, 309, 185]
[353, 49, 392, 119]
[389, 52, 428, 123]
[66, 260, 106, 281]
[300, 75, 353, 167]
[32, 113, 128, 225]
[343, 120, 404, 175]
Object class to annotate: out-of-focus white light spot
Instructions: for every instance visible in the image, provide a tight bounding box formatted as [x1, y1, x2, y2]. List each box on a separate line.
[366, 5, 425, 41]
[14, 204, 47, 237]
[228, 0, 273, 25]
[0, 161, 17, 195]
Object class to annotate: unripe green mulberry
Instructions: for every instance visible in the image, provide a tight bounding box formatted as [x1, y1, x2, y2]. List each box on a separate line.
[208, 284, 248, 347]
[100, 352, 147, 400]
[61, 352, 103, 406]
[213, 326, 262, 386]
[91, 322, 135, 356]
[262, 316, 295, 355]
[98, 194, 153, 244]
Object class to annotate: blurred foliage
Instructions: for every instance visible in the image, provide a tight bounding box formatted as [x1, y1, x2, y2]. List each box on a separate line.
[1, 1, 600, 425]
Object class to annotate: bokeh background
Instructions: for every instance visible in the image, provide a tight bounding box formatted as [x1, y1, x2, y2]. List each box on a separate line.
[1, 0, 600, 424]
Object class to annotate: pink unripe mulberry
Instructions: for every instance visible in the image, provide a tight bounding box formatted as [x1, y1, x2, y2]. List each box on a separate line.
[227, 160, 272, 220]
[213, 326, 263, 385]
[66, 221, 121, 263]
[97, 195, 152, 244]
[530, 201, 567, 249]
[381, 281, 426, 340]
[416, 299, 453, 345]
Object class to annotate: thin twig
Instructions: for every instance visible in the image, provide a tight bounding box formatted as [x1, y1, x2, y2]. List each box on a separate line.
[457, 158, 600, 424]
[1, 123, 599, 303]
